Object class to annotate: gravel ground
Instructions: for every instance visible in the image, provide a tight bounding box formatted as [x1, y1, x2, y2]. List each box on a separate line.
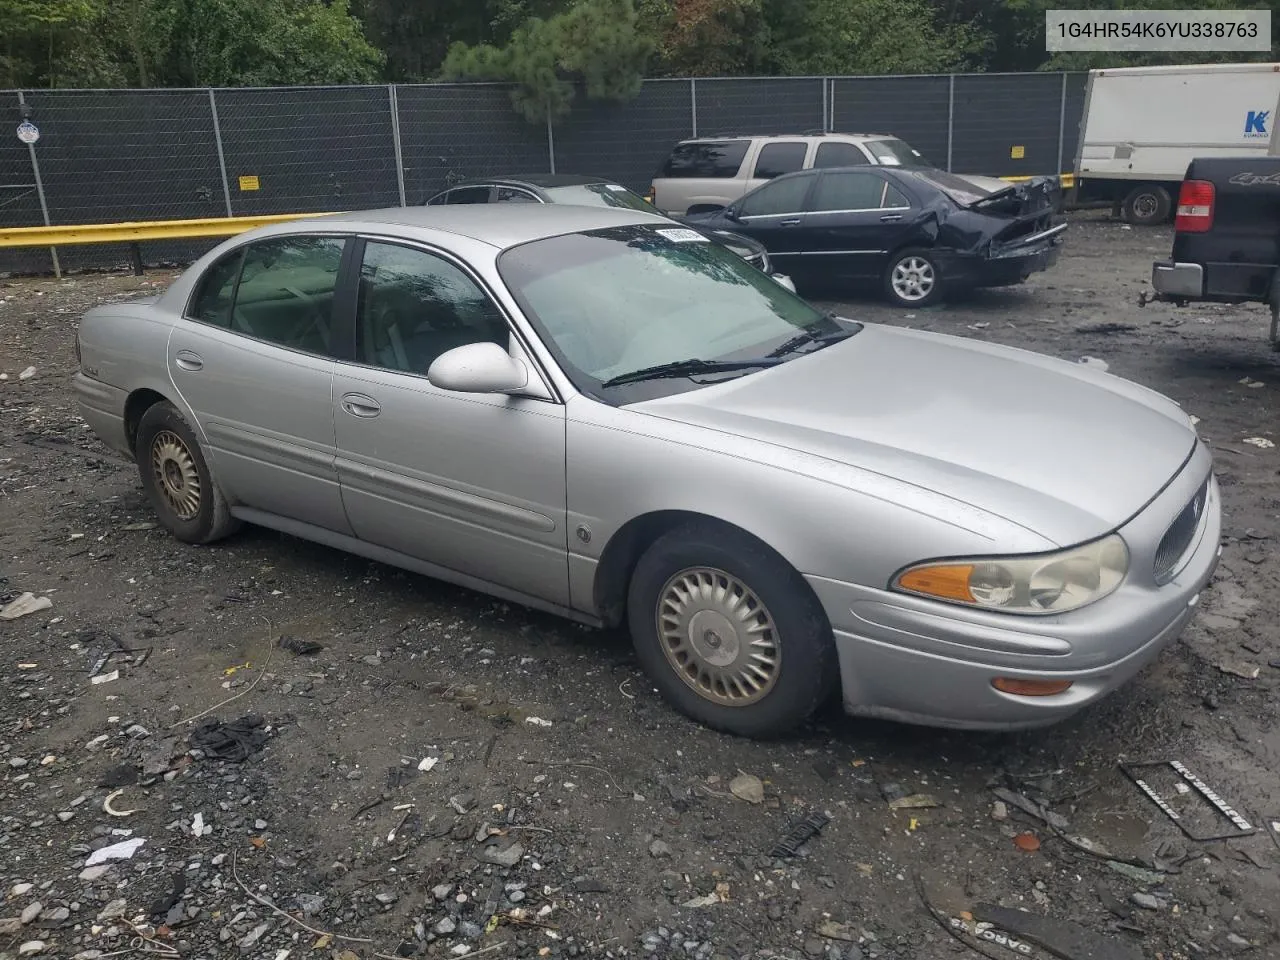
[1, 211, 1278, 960]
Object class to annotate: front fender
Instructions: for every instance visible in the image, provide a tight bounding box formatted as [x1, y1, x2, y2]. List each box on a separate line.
[565, 400, 1051, 616]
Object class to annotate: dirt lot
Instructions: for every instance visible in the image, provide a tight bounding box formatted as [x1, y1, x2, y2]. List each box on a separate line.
[1, 211, 1278, 960]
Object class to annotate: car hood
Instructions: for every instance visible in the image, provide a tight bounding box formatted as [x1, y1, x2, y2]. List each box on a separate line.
[633, 324, 1198, 546]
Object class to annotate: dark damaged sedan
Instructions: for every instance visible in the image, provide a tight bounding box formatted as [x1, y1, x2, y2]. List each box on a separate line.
[684, 166, 1065, 306]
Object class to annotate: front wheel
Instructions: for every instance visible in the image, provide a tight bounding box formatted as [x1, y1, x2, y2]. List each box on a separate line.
[883, 249, 944, 307]
[626, 522, 838, 738]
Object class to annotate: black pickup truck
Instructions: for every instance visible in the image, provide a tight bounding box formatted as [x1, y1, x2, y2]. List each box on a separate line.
[1144, 156, 1280, 347]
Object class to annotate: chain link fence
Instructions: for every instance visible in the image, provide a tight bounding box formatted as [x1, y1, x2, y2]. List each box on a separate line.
[1, 73, 1087, 274]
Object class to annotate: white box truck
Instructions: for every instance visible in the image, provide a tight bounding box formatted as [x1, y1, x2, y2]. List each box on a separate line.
[1074, 62, 1280, 225]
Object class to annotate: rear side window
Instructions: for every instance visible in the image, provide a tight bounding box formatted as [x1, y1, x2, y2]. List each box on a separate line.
[753, 142, 807, 180]
[447, 186, 492, 204]
[188, 250, 244, 327]
[660, 141, 750, 179]
[813, 142, 870, 168]
[739, 175, 813, 217]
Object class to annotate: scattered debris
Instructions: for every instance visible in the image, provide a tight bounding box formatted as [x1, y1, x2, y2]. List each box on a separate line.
[278, 635, 323, 656]
[1106, 861, 1166, 885]
[0, 593, 52, 620]
[1129, 892, 1163, 911]
[84, 837, 147, 865]
[1121, 760, 1255, 840]
[1014, 832, 1041, 852]
[729, 772, 764, 804]
[769, 812, 831, 858]
[102, 789, 138, 817]
[682, 883, 730, 909]
[991, 801, 1008, 821]
[525, 716, 553, 728]
[18, 366, 35, 380]
[889, 793, 940, 810]
[815, 920, 858, 942]
[1243, 437, 1275, 449]
[1078, 356, 1109, 371]
[992, 787, 1070, 831]
[189, 714, 269, 762]
[1217, 660, 1261, 680]
[90, 670, 119, 685]
[1239, 376, 1265, 389]
[417, 756, 439, 773]
[973, 902, 1143, 960]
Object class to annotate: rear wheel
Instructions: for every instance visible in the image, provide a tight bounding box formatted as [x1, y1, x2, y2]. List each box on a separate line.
[135, 402, 239, 545]
[1120, 184, 1172, 226]
[626, 522, 837, 738]
[883, 248, 944, 307]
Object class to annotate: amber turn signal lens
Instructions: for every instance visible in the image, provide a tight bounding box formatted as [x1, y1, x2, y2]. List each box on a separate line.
[991, 677, 1073, 697]
[897, 564, 974, 603]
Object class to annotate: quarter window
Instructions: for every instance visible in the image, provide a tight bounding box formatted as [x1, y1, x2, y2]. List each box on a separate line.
[496, 186, 540, 203]
[738, 175, 812, 218]
[188, 250, 244, 328]
[813, 141, 870, 168]
[660, 140, 750, 179]
[810, 172, 889, 212]
[752, 142, 807, 180]
[356, 241, 509, 375]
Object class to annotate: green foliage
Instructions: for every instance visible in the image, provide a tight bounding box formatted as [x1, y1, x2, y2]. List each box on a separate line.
[442, 0, 655, 123]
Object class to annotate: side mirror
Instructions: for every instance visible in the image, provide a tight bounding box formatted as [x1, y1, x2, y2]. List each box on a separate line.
[724, 207, 743, 222]
[771, 273, 796, 293]
[427, 342, 529, 394]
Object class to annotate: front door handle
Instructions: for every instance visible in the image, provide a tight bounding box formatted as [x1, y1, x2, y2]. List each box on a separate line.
[341, 393, 381, 419]
[174, 350, 203, 372]
[779, 218, 801, 226]
[880, 214, 903, 222]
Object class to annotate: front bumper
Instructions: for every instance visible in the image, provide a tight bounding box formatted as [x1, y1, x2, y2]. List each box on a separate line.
[944, 233, 1064, 290]
[806, 444, 1221, 730]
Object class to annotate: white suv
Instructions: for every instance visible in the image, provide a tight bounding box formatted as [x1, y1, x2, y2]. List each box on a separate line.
[649, 133, 934, 216]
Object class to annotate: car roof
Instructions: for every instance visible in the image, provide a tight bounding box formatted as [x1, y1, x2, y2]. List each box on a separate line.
[677, 132, 894, 144]
[309, 203, 666, 250]
[454, 173, 615, 189]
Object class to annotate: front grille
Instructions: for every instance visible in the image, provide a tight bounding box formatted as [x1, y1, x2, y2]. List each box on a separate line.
[1153, 479, 1209, 583]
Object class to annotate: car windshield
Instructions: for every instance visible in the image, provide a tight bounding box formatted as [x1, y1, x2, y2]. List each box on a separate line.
[543, 183, 656, 213]
[864, 138, 929, 167]
[498, 225, 854, 401]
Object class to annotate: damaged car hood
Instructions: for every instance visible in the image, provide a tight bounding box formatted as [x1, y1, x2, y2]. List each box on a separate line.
[633, 324, 1197, 546]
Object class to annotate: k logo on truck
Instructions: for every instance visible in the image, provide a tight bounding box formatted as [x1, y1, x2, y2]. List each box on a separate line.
[1245, 110, 1270, 137]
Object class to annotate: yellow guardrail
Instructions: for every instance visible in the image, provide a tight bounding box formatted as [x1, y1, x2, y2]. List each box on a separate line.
[1000, 172, 1075, 189]
[0, 212, 337, 248]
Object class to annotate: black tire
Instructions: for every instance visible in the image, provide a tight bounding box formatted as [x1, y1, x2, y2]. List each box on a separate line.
[626, 522, 838, 738]
[134, 401, 239, 545]
[1120, 184, 1172, 226]
[883, 248, 944, 308]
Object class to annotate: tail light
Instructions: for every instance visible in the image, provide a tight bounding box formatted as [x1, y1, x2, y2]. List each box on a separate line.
[1174, 180, 1214, 233]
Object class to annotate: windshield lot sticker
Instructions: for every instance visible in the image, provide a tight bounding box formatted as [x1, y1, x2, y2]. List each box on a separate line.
[656, 228, 708, 243]
[605, 184, 628, 191]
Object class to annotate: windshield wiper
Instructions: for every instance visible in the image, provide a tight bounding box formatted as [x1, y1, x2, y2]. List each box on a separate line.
[766, 326, 854, 359]
[601, 357, 782, 388]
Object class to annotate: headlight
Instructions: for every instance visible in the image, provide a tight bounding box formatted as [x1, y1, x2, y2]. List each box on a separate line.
[892, 534, 1129, 615]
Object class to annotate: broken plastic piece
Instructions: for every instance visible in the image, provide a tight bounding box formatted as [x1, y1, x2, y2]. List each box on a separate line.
[102, 790, 137, 818]
[0, 593, 52, 620]
[770, 812, 831, 858]
[1121, 760, 1255, 841]
[417, 757, 439, 773]
[84, 837, 146, 865]
[90, 670, 120, 685]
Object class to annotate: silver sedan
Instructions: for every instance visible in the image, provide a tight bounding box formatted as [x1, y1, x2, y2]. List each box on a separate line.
[73, 205, 1221, 738]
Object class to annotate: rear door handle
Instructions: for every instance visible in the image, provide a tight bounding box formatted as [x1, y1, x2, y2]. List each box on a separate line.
[174, 350, 203, 372]
[880, 214, 903, 222]
[779, 218, 801, 226]
[341, 393, 381, 419]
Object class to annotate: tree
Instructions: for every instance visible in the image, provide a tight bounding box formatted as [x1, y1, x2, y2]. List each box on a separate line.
[0, 0, 114, 87]
[643, 0, 770, 77]
[441, 0, 655, 122]
[761, 0, 983, 76]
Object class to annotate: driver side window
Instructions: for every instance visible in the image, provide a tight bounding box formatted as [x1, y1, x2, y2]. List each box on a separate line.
[355, 241, 510, 376]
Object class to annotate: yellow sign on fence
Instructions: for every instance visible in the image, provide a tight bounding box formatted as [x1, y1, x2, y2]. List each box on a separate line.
[238, 175, 260, 191]
[1010, 145, 1025, 160]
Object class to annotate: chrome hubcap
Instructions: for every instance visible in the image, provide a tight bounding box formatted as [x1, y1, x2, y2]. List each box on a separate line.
[151, 430, 201, 521]
[656, 567, 780, 707]
[891, 256, 935, 302]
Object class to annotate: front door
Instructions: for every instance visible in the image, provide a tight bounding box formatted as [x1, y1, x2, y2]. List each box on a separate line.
[331, 238, 570, 606]
[804, 171, 915, 281]
[168, 234, 352, 534]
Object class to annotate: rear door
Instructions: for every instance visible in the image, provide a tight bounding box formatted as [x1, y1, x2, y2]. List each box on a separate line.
[804, 171, 916, 280]
[168, 234, 353, 534]
[734, 172, 819, 278]
[743, 140, 810, 195]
